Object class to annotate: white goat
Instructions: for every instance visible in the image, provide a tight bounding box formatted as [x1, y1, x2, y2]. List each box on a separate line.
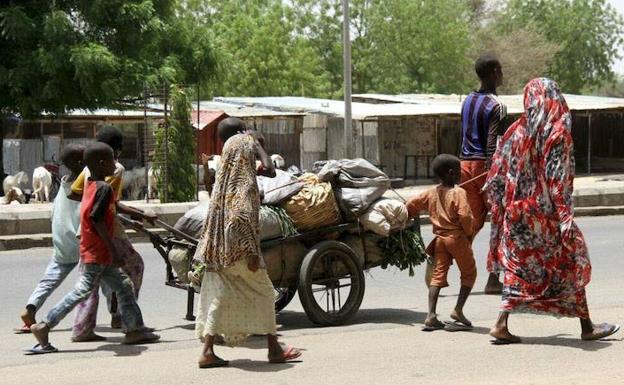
[122, 167, 147, 201]
[32, 166, 53, 202]
[3, 171, 29, 197]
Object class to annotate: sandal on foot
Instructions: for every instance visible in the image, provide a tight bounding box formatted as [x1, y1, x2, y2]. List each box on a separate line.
[24, 343, 58, 355]
[199, 359, 229, 369]
[582, 323, 621, 341]
[71, 333, 107, 342]
[490, 336, 521, 345]
[122, 331, 160, 345]
[14, 324, 32, 334]
[269, 346, 302, 363]
[422, 320, 446, 332]
[444, 321, 473, 332]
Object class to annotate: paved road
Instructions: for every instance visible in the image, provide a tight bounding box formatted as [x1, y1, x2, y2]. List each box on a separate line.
[1, 216, 623, 385]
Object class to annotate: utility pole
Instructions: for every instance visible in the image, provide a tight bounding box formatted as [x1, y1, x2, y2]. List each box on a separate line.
[342, 0, 353, 159]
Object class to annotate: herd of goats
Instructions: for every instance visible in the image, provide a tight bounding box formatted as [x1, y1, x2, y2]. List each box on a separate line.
[1, 154, 286, 205]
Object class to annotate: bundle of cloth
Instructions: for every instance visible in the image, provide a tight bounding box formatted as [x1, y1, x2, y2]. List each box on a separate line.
[170, 192, 299, 283]
[317, 158, 391, 220]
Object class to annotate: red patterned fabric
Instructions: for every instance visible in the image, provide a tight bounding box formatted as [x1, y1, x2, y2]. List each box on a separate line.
[484, 78, 591, 318]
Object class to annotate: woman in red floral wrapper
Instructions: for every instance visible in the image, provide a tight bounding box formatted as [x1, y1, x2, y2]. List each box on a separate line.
[484, 78, 620, 344]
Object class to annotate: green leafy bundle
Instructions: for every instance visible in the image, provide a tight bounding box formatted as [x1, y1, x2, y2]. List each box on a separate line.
[378, 228, 427, 277]
[262, 205, 298, 238]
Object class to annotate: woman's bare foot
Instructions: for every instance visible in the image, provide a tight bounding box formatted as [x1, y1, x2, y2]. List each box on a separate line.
[268, 346, 302, 363]
[484, 274, 503, 295]
[581, 323, 620, 341]
[198, 352, 229, 368]
[71, 332, 107, 342]
[30, 322, 50, 347]
[489, 326, 521, 344]
[450, 309, 472, 327]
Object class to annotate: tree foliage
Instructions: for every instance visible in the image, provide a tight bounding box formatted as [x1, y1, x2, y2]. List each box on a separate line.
[0, 0, 216, 116]
[498, 0, 624, 93]
[195, 0, 330, 98]
[154, 85, 196, 203]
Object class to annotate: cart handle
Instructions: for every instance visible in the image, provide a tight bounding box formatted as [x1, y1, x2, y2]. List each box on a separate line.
[154, 219, 199, 245]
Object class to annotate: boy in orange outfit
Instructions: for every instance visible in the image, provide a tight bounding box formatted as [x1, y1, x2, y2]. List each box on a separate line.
[406, 154, 477, 331]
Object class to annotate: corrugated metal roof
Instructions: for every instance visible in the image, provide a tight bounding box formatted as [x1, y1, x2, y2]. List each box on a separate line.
[51, 109, 164, 118]
[199, 101, 304, 118]
[355, 93, 624, 115]
[216, 96, 466, 119]
[191, 110, 227, 130]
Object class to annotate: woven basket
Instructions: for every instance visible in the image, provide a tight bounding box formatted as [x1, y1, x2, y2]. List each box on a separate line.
[282, 174, 342, 231]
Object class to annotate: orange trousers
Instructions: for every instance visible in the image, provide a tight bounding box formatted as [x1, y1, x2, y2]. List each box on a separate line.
[460, 160, 488, 238]
[429, 235, 477, 288]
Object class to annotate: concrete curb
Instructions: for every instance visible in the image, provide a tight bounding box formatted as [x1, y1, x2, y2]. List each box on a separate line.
[2, 206, 623, 252]
[0, 228, 169, 252]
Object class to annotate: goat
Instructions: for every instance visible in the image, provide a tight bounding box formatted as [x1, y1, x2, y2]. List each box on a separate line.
[0, 187, 25, 205]
[3, 171, 29, 197]
[32, 166, 53, 202]
[122, 167, 147, 201]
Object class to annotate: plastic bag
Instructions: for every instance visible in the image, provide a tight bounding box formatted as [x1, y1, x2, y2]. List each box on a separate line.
[257, 169, 304, 206]
[318, 159, 391, 219]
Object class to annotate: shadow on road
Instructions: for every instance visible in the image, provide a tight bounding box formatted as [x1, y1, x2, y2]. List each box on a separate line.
[276, 307, 428, 331]
[518, 334, 620, 351]
[228, 358, 298, 372]
[57, 339, 173, 357]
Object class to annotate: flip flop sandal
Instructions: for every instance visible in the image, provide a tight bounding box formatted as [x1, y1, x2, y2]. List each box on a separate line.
[24, 343, 58, 355]
[583, 324, 621, 341]
[422, 320, 447, 332]
[269, 347, 302, 364]
[490, 337, 521, 345]
[122, 332, 160, 345]
[444, 321, 473, 332]
[14, 324, 32, 334]
[198, 359, 229, 369]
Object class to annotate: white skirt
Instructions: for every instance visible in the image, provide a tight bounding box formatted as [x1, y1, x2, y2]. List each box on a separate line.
[195, 260, 277, 346]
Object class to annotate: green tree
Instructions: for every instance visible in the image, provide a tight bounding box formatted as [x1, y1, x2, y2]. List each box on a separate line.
[154, 85, 196, 203]
[194, 0, 330, 97]
[499, 0, 624, 93]
[474, 24, 560, 93]
[364, 0, 474, 93]
[0, 1, 216, 116]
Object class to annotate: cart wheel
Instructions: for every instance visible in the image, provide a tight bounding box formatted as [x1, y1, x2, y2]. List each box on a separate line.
[274, 285, 297, 313]
[298, 240, 365, 326]
[425, 259, 434, 288]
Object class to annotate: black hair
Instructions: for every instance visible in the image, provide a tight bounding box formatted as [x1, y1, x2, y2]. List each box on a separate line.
[95, 125, 123, 151]
[59, 143, 86, 166]
[83, 142, 114, 170]
[217, 117, 246, 142]
[431, 154, 460, 179]
[475, 54, 501, 80]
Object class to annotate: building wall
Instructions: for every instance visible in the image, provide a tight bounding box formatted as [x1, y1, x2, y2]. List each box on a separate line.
[378, 117, 436, 178]
[249, 117, 303, 168]
[301, 114, 328, 171]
